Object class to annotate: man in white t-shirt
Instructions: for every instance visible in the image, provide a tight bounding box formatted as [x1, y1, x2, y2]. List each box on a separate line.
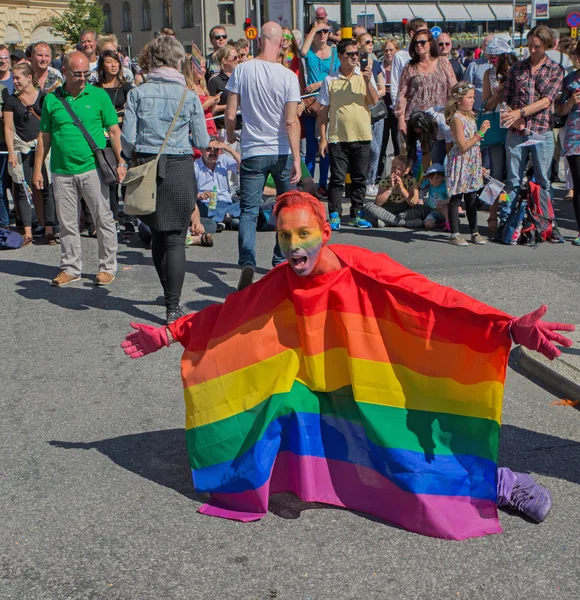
[225, 21, 301, 290]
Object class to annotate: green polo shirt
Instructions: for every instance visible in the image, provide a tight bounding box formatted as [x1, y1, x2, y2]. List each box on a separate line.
[40, 84, 118, 175]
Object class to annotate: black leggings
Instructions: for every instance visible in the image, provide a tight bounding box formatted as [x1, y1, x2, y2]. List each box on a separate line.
[449, 192, 478, 235]
[566, 155, 580, 231]
[150, 227, 189, 311]
[17, 151, 55, 227]
[377, 110, 400, 182]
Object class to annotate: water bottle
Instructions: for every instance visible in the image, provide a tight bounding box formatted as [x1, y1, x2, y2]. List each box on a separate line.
[500, 102, 509, 128]
[208, 185, 218, 210]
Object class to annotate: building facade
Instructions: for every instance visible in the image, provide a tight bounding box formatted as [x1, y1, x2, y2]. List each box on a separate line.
[0, 0, 68, 48]
[98, 0, 250, 57]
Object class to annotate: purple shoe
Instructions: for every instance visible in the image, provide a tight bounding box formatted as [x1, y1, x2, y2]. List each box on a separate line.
[497, 468, 552, 523]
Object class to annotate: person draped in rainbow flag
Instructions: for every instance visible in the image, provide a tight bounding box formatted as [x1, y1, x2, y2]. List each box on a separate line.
[121, 192, 574, 540]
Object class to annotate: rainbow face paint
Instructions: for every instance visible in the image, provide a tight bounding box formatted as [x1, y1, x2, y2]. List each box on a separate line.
[277, 208, 324, 277]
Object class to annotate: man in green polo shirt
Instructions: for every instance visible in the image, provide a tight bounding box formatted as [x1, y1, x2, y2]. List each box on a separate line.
[33, 51, 126, 287]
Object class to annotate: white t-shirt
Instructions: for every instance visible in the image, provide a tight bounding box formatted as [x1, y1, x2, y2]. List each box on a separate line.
[226, 59, 301, 159]
[390, 49, 410, 110]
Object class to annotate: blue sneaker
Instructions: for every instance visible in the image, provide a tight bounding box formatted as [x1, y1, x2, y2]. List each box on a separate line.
[349, 211, 372, 229]
[329, 212, 341, 231]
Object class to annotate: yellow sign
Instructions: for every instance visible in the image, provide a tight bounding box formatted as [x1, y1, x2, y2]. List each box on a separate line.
[245, 26, 258, 40]
[572, 27, 578, 39]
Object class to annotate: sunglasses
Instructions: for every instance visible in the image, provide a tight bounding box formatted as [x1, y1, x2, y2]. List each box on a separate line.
[363, 40, 373, 45]
[438, 42, 451, 47]
[23, 105, 34, 123]
[69, 70, 91, 78]
[230, 55, 239, 62]
[316, 30, 330, 35]
[282, 34, 293, 40]
[213, 34, 228, 40]
[416, 40, 429, 47]
[344, 51, 359, 57]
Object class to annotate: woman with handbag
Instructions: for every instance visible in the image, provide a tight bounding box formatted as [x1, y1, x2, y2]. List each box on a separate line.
[480, 38, 516, 235]
[300, 21, 338, 197]
[3, 62, 56, 246]
[357, 33, 387, 197]
[121, 36, 210, 324]
[95, 50, 134, 231]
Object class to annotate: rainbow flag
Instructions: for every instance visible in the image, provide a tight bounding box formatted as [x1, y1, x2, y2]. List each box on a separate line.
[169, 245, 512, 540]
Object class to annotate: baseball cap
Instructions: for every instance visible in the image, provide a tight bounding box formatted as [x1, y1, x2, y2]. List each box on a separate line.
[424, 163, 445, 176]
[10, 49, 26, 61]
[315, 8, 328, 18]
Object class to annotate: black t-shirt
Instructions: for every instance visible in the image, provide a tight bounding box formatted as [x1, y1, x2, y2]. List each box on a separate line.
[3, 92, 45, 142]
[208, 71, 242, 129]
[102, 83, 134, 111]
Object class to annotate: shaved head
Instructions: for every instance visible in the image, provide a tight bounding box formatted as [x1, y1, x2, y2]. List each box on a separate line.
[64, 51, 89, 71]
[261, 21, 283, 44]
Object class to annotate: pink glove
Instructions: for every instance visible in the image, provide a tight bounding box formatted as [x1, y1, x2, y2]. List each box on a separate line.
[510, 305, 575, 360]
[120, 323, 170, 359]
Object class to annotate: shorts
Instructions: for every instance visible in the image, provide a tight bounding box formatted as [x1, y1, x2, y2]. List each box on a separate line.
[425, 210, 447, 226]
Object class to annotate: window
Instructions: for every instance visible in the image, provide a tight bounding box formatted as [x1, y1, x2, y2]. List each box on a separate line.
[218, 1, 236, 26]
[163, 0, 173, 28]
[142, 0, 151, 31]
[183, 0, 194, 28]
[103, 3, 112, 33]
[122, 2, 132, 32]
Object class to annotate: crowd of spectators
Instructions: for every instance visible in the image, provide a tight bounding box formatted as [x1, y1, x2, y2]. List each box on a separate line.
[1, 12, 580, 323]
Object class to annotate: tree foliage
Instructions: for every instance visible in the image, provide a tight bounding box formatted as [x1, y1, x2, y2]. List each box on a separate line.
[50, 0, 104, 46]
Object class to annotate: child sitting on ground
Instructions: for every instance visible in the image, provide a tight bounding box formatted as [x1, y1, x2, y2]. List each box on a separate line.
[364, 155, 429, 228]
[421, 163, 450, 232]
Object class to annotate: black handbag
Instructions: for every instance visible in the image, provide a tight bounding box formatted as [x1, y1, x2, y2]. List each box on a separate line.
[370, 100, 388, 123]
[55, 88, 118, 185]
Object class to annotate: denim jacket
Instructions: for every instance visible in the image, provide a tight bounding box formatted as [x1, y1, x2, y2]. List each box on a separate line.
[121, 75, 210, 157]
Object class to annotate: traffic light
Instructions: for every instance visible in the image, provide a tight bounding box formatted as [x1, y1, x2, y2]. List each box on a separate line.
[402, 19, 408, 44]
[244, 18, 252, 31]
[402, 19, 408, 27]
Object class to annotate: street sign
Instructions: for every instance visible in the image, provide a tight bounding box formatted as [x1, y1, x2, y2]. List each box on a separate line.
[567, 12, 580, 28]
[245, 26, 258, 40]
[430, 26, 442, 39]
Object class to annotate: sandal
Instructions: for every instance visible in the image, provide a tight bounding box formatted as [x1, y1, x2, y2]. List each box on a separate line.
[21, 235, 33, 247]
[187, 232, 214, 247]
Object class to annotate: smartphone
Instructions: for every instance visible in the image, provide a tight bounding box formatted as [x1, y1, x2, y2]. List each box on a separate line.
[360, 52, 368, 71]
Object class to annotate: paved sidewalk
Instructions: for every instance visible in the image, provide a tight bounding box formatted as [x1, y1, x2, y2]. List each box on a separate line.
[515, 327, 580, 402]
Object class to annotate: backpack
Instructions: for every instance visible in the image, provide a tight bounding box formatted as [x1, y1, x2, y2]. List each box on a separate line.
[501, 184, 528, 245]
[0, 229, 23, 249]
[523, 180, 554, 243]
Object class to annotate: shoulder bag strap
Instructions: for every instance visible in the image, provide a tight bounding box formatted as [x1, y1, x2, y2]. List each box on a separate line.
[157, 87, 189, 157]
[54, 87, 99, 152]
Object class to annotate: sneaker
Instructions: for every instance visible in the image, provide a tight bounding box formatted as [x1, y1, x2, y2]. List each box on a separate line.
[317, 186, 328, 199]
[376, 219, 386, 228]
[237, 264, 255, 291]
[572, 235, 580, 246]
[550, 228, 565, 243]
[115, 222, 121, 233]
[95, 272, 115, 286]
[230, 218, 240, 231]
[216, 222, 225, 233]
[404, 218, 423, 229]
[51, 271, 81, 287]
[471, 232, 486, 245]
[46, 233, 59, 246]
[448, 234, 468, 247]
[33, 226, 45, 238]
[87, 227, 97, 238]
[365, 184, 379, 198]
[348, 211, 372, 228]
[166, 306, 186, 325]
[443, 221, 451, 232]
[329, 212, 341, 231]
[508, 472, 552, 523]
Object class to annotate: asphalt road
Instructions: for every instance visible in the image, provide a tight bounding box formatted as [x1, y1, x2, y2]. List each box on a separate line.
[1, 197, 579, 600]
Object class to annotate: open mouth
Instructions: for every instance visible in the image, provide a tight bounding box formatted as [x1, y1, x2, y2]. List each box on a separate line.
[291, 256, 308, 267]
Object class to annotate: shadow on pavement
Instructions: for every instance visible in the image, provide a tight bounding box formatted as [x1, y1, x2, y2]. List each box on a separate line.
[48, 423, 580, 519]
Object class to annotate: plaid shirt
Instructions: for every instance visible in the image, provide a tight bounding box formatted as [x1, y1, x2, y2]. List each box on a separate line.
[502, 57, 563, 135]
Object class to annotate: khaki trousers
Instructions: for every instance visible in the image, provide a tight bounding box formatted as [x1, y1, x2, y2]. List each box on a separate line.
[53, 169, 117, 277]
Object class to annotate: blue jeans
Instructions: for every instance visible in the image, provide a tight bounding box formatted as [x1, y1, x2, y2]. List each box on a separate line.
[0, 154, 9, 227]
[304, 115, 329, 188]
[503, 131, 554, 222]
[367, 119, 384, 185]
[239, 154, 293, 268]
